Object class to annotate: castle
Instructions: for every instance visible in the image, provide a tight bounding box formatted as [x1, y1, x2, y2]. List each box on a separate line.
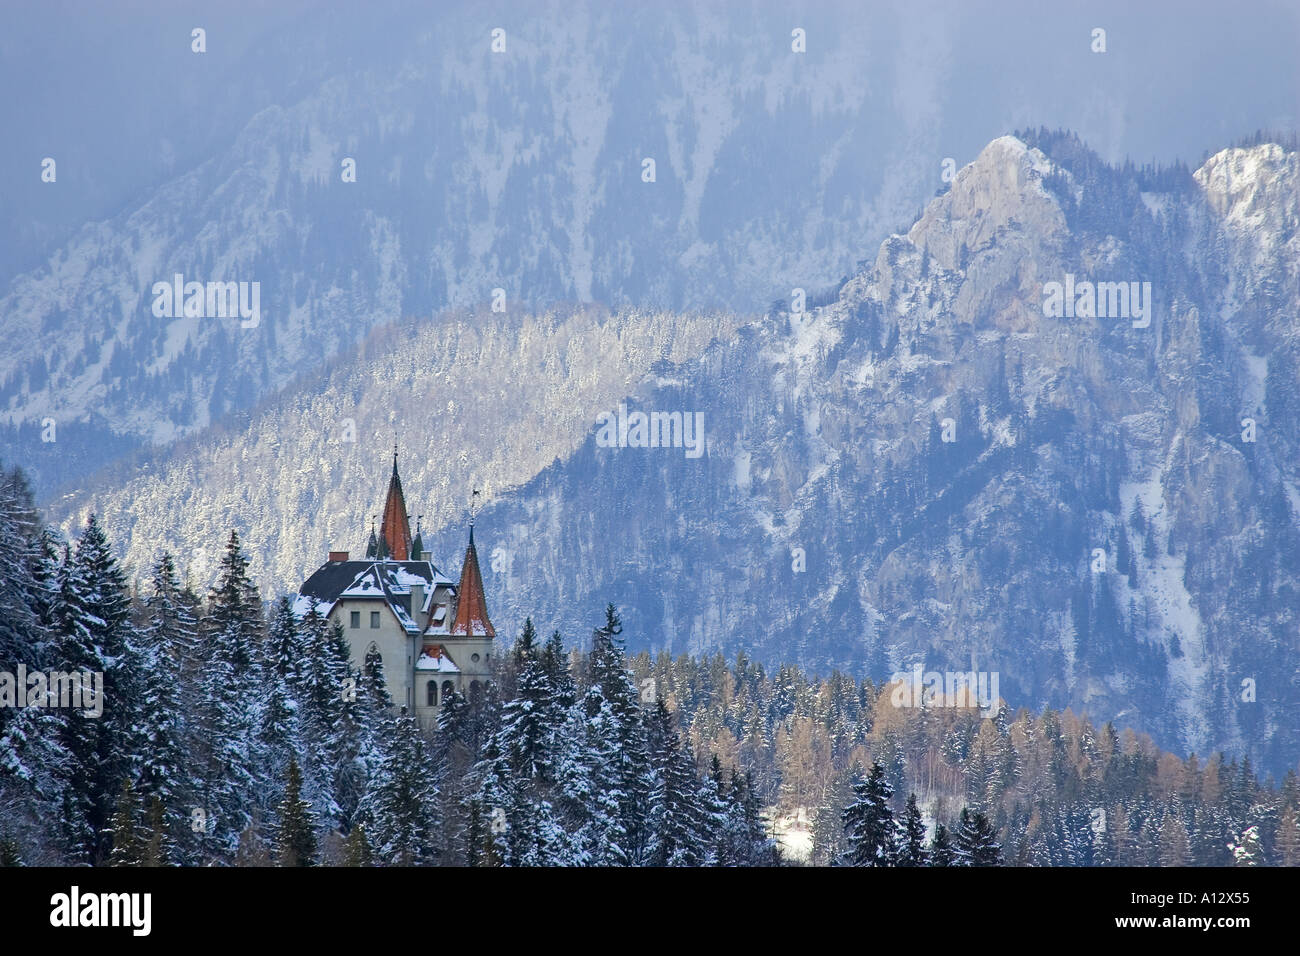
[294, 454, 495, 726]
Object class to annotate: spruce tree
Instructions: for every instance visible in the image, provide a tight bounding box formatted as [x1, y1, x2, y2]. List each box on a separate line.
[193, 530, 264, 860]
[645, 699, 708, 866]
[342, 822, 373, 866]
[0, 468, 66, 859]
[542, 630, 576, 710]
[294, 604, 346, 827]
[840, 762, 897, 866]
[557, 687, 628, 865]
[334, 643, 392, 831]
[272, 758, 319, 867]
[432, 689, 475, 864]
[725, 768, 778, 866]
[499, 618, 562, 783]
[703, 754, 735, 865]
[107, 778, 143, 867]
[56, 517, 140, 864]
[898, 793, 928, 865]
[363, 714, 439, 865]
[585, 605, 652, 863]
[955, 807, 1002, 865]
[928, 822, 956, 866]
[137, 553, 192, 849]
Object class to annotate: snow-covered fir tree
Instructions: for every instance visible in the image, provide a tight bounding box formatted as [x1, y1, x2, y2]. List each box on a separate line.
[840, 762, 897, 867]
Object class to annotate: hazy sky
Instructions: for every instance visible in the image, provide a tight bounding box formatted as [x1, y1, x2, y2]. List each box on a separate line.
[2, 0, 1296, 283]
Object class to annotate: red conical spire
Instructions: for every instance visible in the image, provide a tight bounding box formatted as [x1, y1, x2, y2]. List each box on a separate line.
[451, 523, 494, 638]
[378, 450, 412, 561]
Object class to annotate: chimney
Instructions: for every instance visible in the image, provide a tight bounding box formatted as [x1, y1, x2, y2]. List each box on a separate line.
[328, 551, 349, 562]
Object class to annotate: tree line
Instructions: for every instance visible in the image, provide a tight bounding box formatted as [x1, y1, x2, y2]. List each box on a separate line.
[3, 461, 1296, 866]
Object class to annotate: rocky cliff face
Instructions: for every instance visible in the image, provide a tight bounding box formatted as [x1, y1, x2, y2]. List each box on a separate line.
[455, 133, 1300, 773]
[41, 130, 1300, 774]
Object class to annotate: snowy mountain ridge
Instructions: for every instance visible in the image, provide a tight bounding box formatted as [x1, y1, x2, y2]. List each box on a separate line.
[36, 130, 1300, 774]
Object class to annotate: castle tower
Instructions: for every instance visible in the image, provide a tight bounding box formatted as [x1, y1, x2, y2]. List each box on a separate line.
[450, 524, 495, 639]
[437, 521, 495, 705]
[377, 451, 412, 560]
[296, 458, 496, 724]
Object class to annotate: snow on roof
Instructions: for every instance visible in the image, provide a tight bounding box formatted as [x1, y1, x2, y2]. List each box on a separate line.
[391, 566, 433, 589]
[391, 601, 420, 635]
[296, 559, 452, 636]
[292, 593, 334, 618]
[340, 571, 384, 597]
[415, 644, 460, 672]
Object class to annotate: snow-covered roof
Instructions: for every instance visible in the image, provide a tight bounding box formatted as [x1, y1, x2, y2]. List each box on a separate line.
[414, 645, 461, 673]
[291, 593, 334, 619]
[296, 559, 455, 636]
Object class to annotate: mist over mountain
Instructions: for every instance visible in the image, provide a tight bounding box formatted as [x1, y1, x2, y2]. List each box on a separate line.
[45, 128, 1300, 776]
[4, 0, 1298, 499]
[453, 132, 1300, 775]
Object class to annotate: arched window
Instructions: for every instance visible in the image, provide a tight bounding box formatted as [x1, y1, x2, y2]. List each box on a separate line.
[426, 680, 437, 707]
[442, 680, 454, 700]
[470, 680, 482, 703]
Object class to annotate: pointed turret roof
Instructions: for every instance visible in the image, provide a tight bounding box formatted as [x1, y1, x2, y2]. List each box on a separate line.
[411, 515, 425, 561]
[450, 524, 494, 638]
[378, 452, 413, 561]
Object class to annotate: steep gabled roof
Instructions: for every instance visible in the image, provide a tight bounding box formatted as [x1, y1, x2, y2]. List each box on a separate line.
[296, 559, 452, 635]
[415, 643, 460, 673]
[450, 526, 495, 638]
[379, 453, 412, 561]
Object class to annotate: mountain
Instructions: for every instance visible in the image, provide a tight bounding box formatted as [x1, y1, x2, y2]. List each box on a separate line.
[0, 0, 948, 498]
[46, 130, 1300, 774]
[449, 133, 1300, 774]
[46, 304, 736, 594]
[13, 0, 1296, 502]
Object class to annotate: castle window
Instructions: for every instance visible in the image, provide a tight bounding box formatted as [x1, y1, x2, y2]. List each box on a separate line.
[471, 653, 480, 663]
[470, 680, 482, 703]
[350, 611, 360, 629]
[370, 611, 381, 628]
[426, 681, 437, 707]
[441, 680, 454, 700]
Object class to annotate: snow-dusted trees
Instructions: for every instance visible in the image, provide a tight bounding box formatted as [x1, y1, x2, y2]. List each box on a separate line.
[840, 762, 897, 866]
[191, 530, 264, 858]
[362, 714, 438, 865]
[271, 758, 319, 867]
[58, 515, 141, 864]
[955, 807, 1002, 866]
[136, 553, 193, 850]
